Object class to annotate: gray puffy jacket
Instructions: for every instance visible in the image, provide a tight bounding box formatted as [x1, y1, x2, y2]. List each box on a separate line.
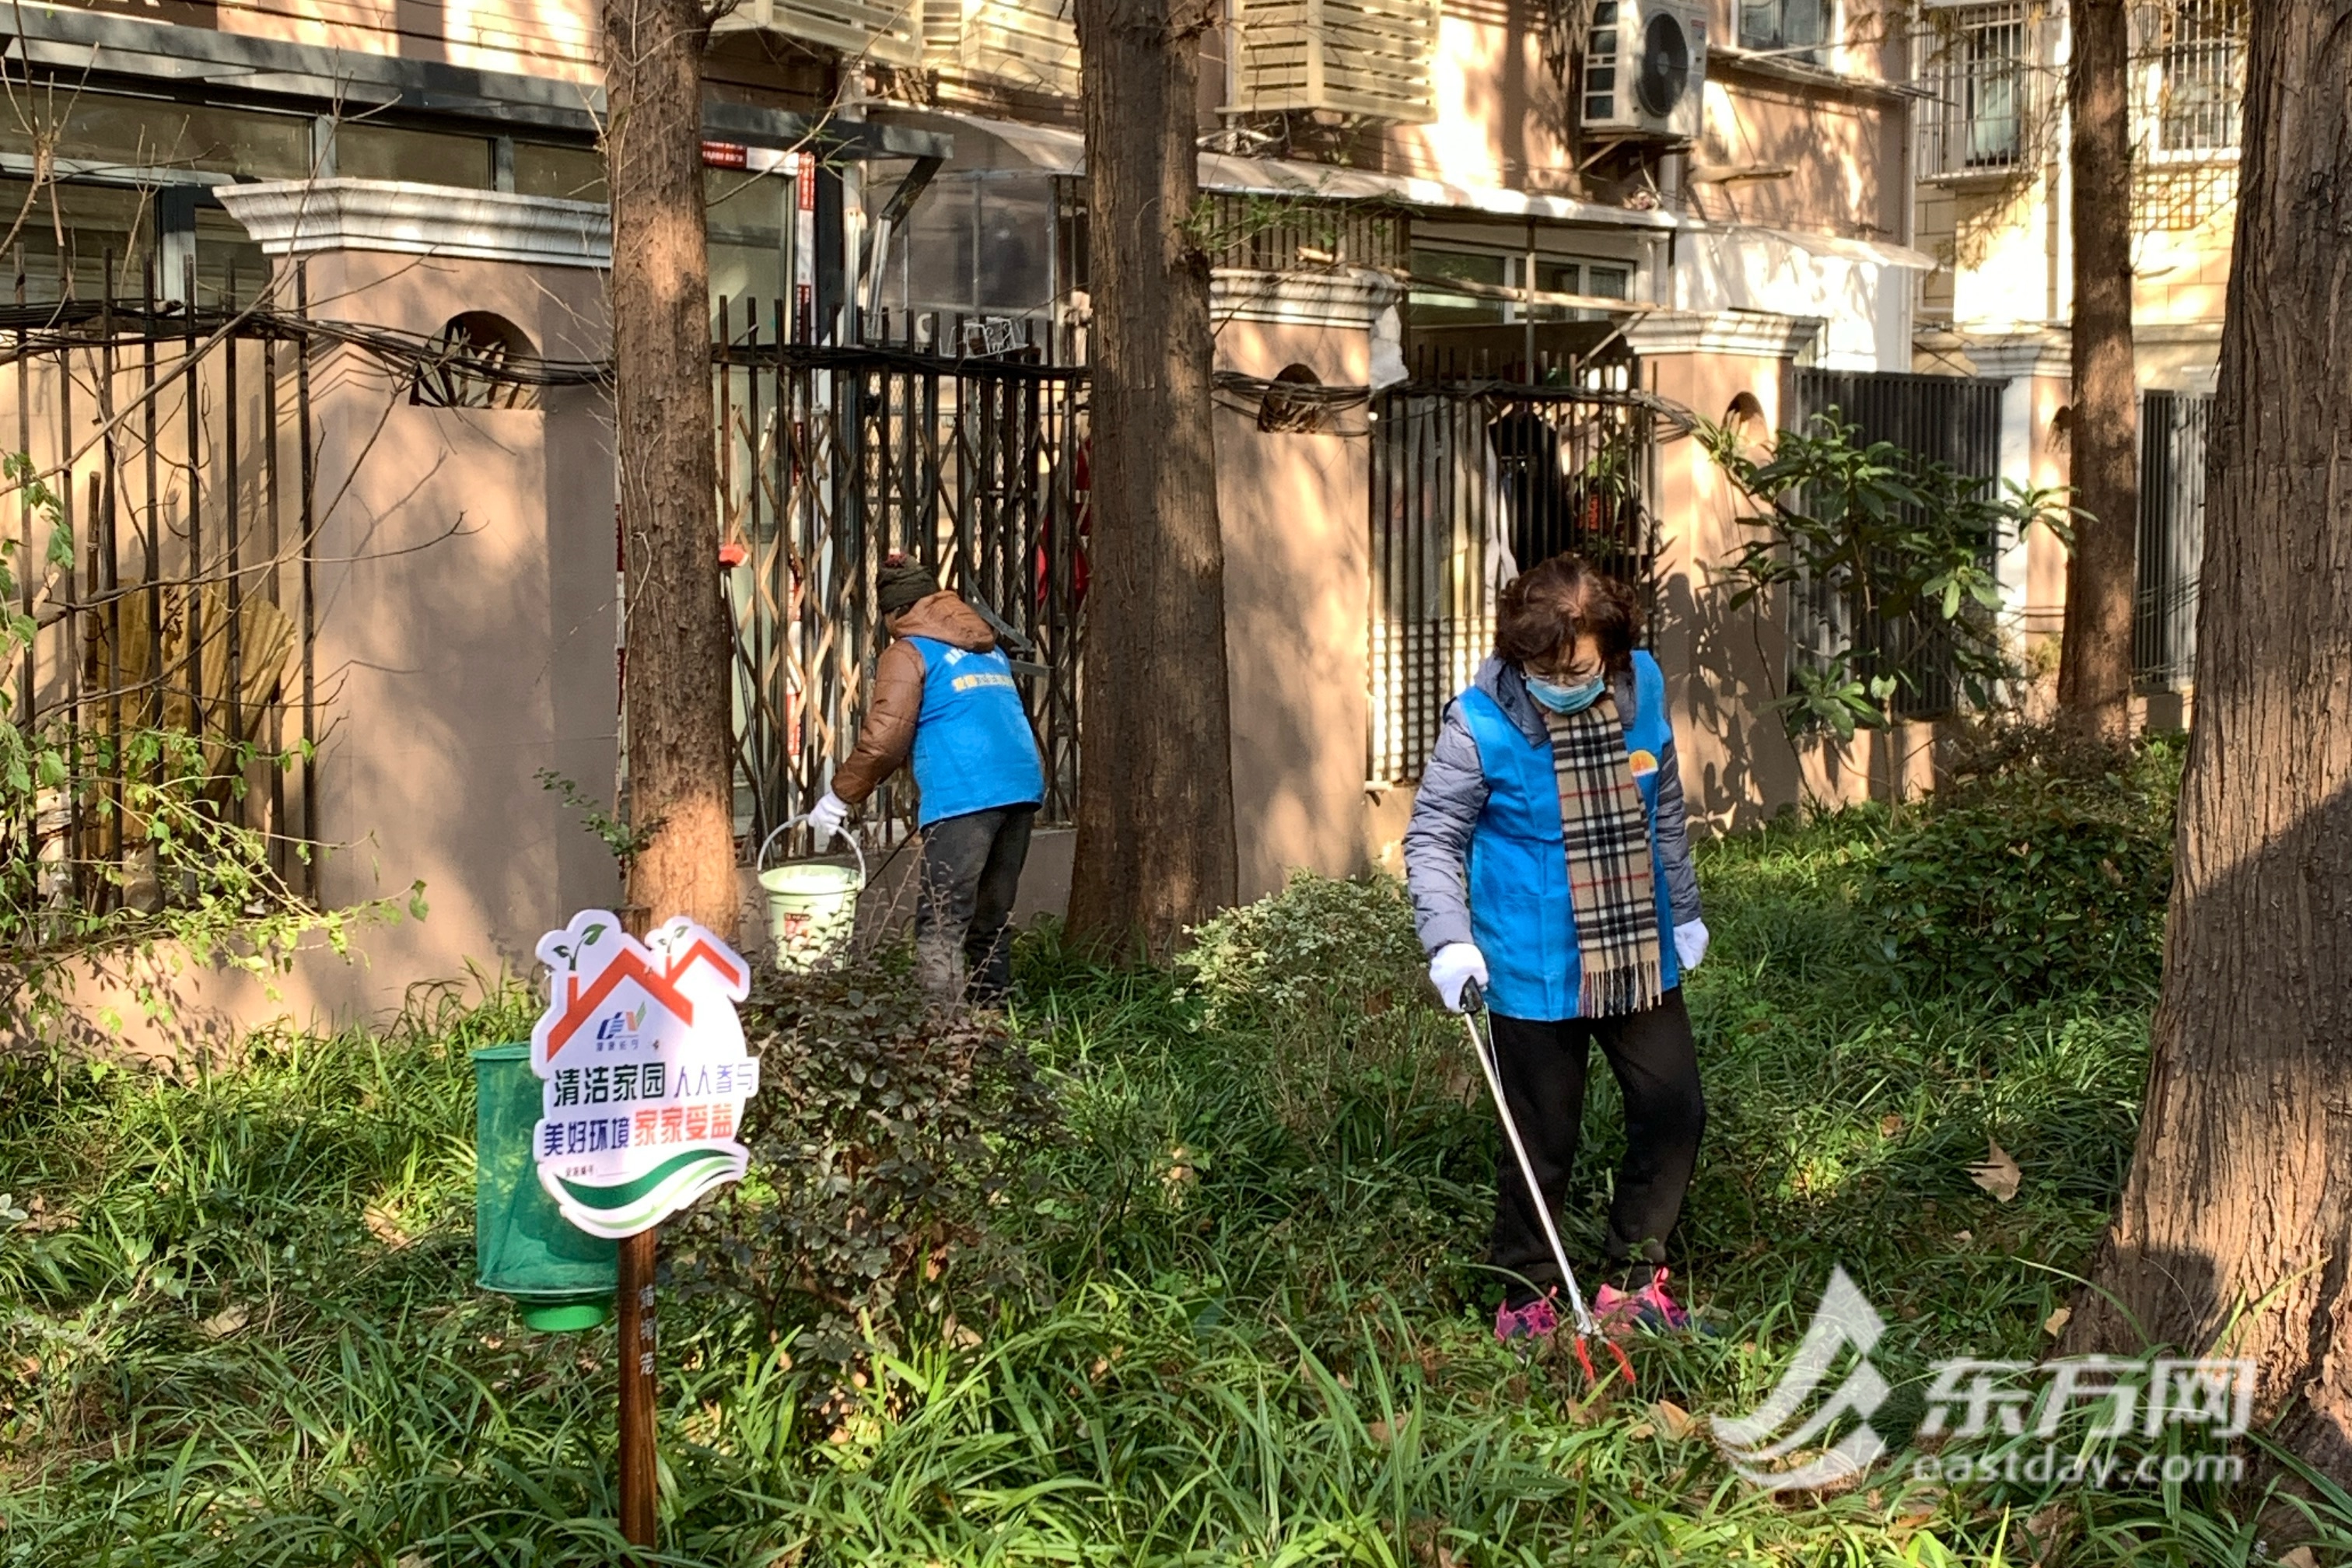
[1402, 656, 1703, 957]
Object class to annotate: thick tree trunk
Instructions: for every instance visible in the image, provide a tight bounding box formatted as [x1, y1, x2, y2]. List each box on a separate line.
[606, 0, 739, 940]
[1063, 0, 1238, 959]
[2067, 0, 2352, 1483]
[2055, 0, 2138, 740]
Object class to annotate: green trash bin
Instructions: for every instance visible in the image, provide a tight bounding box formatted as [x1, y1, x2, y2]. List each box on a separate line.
[473, 1043, 617, 1332]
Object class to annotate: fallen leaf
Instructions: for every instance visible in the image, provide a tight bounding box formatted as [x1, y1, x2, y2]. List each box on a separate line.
[2043, 1305, 2073, 1337]
[1651, 1399, 1699, 1441]
[1626, 1421, 1656, 1441]
[1952, 1230, 1975, 1247]
[1367, 1415, 1395, 1444]
[1969, 1142, 2022, 1203]
[2278, 1548, 2318, 1568]
[1879, 1114, 1905, 1138]
[198, 1303, 250, 1339]
[364, 1202, 412, 1250]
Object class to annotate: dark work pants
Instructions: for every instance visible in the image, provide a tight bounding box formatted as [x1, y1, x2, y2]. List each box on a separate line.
[915, 804, 1035, 1006]
[1484, 989, 1704, 1307]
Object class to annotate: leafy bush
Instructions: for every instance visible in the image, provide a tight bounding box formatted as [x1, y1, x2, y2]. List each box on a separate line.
[1180, 870, 1428, 1030]
[662, 963, 1059, 1365]
[1860, 727, 2185, 1004]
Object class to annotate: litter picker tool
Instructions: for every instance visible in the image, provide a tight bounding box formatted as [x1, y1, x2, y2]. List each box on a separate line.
[1460, 978, 1635, 1390]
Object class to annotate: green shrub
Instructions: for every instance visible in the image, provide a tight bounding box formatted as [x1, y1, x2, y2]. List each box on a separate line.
[1180, 870, 1428, 1030]
[1859, 727, 2185, 1004]
[662, 963, 1058, 1366]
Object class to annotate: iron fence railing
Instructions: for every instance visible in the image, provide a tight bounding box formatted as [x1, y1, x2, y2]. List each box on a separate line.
[712, 303, 1087, 856]
[1368, 372, 1657, 784]
[1790, 369, 2006, 721]
[2133, 388, 2212, 691]
[0, 261, 330, 915]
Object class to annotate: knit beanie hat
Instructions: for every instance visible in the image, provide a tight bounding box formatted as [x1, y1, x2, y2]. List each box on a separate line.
[876, 555, 937, 620]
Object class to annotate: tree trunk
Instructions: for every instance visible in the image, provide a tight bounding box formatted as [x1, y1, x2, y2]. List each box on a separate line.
[2065, 0, 2352, 1486]
[2055, 0, 2138, 740]
[1062, 0, 1238, 959]
[605, 0, 739, 941]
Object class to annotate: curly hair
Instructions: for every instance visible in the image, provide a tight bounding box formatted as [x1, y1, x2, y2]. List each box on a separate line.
[1495, 553, 1643, 673]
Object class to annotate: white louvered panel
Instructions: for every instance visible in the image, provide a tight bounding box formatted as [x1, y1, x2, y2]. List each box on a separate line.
[926, 0, 1083, 96]
[1227, 0, 1439, 121]
[714, 0, 925, 68]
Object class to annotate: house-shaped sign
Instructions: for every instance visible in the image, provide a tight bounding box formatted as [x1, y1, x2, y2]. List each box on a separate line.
[529, 910, 758, 1239]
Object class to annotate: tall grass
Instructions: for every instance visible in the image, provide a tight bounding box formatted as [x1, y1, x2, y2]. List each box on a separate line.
[0, 815, 2336, 1564]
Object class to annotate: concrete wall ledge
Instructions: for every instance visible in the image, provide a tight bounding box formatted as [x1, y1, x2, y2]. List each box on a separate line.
[216, 180, 612, 269]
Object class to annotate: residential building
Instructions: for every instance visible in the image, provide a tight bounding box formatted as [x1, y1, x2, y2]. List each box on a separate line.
[0, 0, 1983, 1038]
[1908, 0, 2242, 684]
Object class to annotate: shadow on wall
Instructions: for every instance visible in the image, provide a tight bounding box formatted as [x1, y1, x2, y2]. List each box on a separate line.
[1657, 548, 1808, 830]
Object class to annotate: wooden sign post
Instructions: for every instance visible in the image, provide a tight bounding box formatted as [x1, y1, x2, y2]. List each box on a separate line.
[618, 1227, 658, 1548]
[527, 908, 758, 1556]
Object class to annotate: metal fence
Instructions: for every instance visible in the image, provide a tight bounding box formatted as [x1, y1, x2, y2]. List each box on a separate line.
[0, 260, 329, 919]
[2134, 388, 2213, 691]
[1367, 368, 1657, 784]
[1790, 368, 2006, 719]
[712, 303, 1087, 856]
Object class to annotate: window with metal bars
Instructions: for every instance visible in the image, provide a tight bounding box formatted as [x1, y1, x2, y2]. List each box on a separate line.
[2136, 0, 2247, 156]
[1914, 3, 2043, 177]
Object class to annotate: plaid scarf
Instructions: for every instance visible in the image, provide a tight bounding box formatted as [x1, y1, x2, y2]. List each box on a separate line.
[1542, 692, 1664, 1018]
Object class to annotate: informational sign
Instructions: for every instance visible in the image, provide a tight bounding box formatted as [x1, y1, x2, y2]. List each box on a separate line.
[529, 910, 758, 1240]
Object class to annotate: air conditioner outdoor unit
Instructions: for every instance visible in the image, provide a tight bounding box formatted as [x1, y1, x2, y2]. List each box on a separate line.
[1581, 0, 1707, 140]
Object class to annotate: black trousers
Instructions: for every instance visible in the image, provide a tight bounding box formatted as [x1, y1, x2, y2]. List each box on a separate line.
[1483, 989, 1704, 1306]
[914, 804, 1035, 1005]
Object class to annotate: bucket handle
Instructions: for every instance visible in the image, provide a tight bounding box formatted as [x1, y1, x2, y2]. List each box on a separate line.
[756, 814, 870, 891]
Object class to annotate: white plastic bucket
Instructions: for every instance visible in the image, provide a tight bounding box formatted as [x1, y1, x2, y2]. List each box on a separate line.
[755, 818, 868, 973]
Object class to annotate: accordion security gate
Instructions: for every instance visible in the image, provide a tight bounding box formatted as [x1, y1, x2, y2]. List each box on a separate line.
[1367, 380, 1658, 786]
[713, 309, 1087, 856]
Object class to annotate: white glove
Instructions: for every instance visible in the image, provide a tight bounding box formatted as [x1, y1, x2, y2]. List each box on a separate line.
[807, 791, 850, 840]
[1428, 943, 1489, 1013]
[1673, 918, 1710, 974]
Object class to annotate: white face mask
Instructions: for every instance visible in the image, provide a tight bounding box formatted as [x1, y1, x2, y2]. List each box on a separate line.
[1526, 671, 1606, 713]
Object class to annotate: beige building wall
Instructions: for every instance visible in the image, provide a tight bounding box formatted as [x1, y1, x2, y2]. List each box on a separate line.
[211, 0, 603, 80]
[49, 216, 628, 1051]
[1212, 299, 1382, 900]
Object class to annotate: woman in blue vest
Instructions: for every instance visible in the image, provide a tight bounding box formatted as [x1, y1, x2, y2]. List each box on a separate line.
[1403, 554, 1710, 1343]
[811, 555, 1045, 1007]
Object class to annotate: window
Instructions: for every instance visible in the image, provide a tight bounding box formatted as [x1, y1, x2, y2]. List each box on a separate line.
[336, 123, 495, 189]
[1409, 250, 1635, 326]
[1916, 4, 2039, 175]
[2139, 0, 2245, 155]
[514, 143, 607, 203]
[1738, 0, 1829, 60]
[882, 173, 1058, 326]
[1405, 248, 1507, 326]
[0, 178, 262, 305]
[0, 90, 312, 180]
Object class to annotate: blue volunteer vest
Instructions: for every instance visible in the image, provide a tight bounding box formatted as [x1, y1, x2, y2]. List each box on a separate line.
[907, 637, 1045, 826]
[1458, 649, 1682, 1021]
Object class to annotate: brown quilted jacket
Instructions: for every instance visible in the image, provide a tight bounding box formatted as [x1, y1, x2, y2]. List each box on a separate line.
[831, 592, 999, 804]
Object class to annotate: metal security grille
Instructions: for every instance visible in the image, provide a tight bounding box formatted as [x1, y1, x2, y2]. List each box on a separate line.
[712, 303, 1087, 856]
[2137, 0, 2246, 154]
[1915, 2, 2048, 177]
[1790, 369, 2006, 719]
[1367, 376, 1657, 784]
[2134, 389, 2213, 691]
